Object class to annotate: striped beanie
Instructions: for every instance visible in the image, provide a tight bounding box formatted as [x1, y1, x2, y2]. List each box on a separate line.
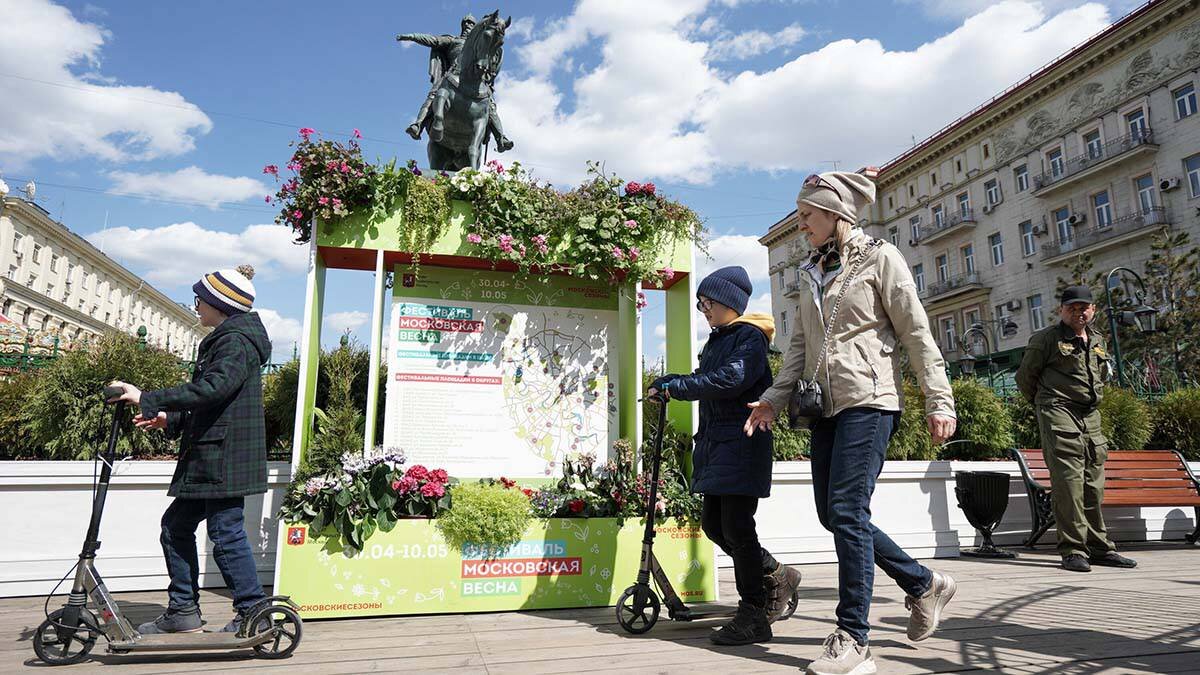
[193, 265, 256, 315]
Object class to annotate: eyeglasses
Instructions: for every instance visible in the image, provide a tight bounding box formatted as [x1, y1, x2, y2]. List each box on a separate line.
[193, 296, 203, 310]
[695, 298, 714, 312]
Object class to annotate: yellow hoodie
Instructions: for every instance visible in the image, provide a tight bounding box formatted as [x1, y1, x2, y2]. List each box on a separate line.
[727, 312, 776, 344]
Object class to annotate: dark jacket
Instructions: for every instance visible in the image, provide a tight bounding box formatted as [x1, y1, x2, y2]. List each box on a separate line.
[1016, 321, 1110, 409]
[140, 312, 272, 499]
[655, 314, 775, 498]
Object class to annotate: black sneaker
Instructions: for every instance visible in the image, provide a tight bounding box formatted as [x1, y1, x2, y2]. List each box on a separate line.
[221, 600, 271, 636]
[764, 563, 802, 622]
[1062, 554, 1092, 573]
[1090, 551, 1137, 568]
[137, 605, 202, 634]
[710, 601, 772, 645]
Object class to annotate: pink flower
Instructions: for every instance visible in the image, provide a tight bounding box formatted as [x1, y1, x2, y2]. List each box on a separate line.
[517, 243, 527, 258]
[486, 159, 505, 173]
[332, 198, 342, 208]
[293, 210, 303, 219]
[340, 162, 350, 173]
[498, 234, 515, 254]
[624, 219, 638, 229]
[318, 197, 329, 206]
[625, 181, 641, 195]
[611, 246, 624, 260]
[394, 476, 419, 494]
[532, 234, 549, 255]
[643, 182, 657, 195]
[636, 291, 648, 310]
[262, 164, 278, 176]
[264, 195, 273, 204]
[405, 464, 430, 481]
[352, 128, 362, 139]
[662, 267, 675, 279]
[421, 481, 446, 498]
[299, 127, 315, 140]
[430, 468, 449, 484]
[467, 233, 483, 244]
[628, 246, 640, 262]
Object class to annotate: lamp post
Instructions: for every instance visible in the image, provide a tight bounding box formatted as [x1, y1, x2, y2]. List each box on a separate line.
[1104, 267, 1160, 387]
[957, 323, 995, 388]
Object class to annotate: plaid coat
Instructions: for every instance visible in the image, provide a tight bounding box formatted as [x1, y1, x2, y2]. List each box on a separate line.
[140, 312, 272, 499]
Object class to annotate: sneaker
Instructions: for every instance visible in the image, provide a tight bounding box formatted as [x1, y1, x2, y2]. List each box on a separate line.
[1089, 551, 1137, 568]
[137, 605, 202, 634]
[806, 629, 875, 675]
[1062, 554, 1092, 573]
[221, 600, 271, 636]
[710, 601, 772, 646]
[764, 563, 803, 622]
[904, 570, 956, 642]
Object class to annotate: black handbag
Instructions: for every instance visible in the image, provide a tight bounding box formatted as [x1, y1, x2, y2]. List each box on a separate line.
[787, 239, 881, 429]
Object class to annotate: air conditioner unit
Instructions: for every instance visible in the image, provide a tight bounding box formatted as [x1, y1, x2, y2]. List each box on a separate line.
[1068, 213, 1086, 226]
[982, 203, 995, 214]
[908, 239, 919, 247]
[1006, 299, 1023, 311]
[1160, 177, 1181, 191]
[1032, 223, 1048, 236]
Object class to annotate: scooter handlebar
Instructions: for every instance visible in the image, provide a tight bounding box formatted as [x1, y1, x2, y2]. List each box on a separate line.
[103, 385, 126, 403]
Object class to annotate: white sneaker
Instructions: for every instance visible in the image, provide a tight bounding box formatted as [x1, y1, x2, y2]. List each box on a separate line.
[905, 570, 956, 641]
[805, 629, 876, 675]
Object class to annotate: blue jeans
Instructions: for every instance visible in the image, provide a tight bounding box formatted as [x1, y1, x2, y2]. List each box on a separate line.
[811, 407, 932, 645]
[160, 497, 266, 613]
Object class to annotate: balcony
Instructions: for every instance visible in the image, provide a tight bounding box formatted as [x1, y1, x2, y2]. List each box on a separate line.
[1031, 129, 1158, 197]
[920, 272, 990, 303]
[1041, 207, 1171, 265]
[917, 209, 976, 245]
[783, 279, 804, 297]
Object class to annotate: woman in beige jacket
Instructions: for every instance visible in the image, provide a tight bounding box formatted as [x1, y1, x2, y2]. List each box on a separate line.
[744, 170, 957, 675]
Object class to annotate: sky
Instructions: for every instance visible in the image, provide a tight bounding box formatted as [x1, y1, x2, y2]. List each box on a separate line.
[0, 0, 1147, 364]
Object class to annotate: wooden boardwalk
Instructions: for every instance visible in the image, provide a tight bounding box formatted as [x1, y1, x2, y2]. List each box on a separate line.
[3, 543, 1197, 673]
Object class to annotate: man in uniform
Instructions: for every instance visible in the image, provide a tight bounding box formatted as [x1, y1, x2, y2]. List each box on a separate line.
[1016, 285, 1137, 572]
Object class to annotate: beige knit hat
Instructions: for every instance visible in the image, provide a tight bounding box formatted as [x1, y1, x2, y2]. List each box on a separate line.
[796, 167, 879, 223]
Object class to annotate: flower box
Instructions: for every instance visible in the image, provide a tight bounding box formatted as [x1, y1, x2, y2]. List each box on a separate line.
[274, 517, 715, 619]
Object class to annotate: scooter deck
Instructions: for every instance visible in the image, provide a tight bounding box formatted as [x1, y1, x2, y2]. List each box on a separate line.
[668, 603, 739, 622]
[108, 631, 273, 652]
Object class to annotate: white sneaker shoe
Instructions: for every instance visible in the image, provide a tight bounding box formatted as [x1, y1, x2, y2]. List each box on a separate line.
[805, 628, 876, 675]
[905, 570, 956, 641]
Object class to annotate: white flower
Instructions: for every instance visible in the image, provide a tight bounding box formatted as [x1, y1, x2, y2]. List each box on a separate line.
[570, 481, 586, 491]
[471, 173, 486, 187]
[0, 179, 8, 197]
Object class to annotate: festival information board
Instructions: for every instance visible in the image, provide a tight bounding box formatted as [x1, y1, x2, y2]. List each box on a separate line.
[385, 267, 619, 479]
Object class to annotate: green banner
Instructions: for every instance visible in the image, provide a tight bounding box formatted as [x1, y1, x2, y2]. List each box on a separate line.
[277, 518, 716, 618]
[394, 266, 619, 311]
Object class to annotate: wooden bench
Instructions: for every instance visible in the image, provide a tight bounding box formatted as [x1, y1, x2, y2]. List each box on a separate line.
[1011, 448, 1200, 548]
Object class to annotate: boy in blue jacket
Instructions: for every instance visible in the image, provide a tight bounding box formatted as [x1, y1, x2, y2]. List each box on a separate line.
[649, 266, 802, 645]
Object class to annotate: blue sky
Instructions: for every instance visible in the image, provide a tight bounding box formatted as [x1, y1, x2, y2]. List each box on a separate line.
[0, 0, 1143, 362]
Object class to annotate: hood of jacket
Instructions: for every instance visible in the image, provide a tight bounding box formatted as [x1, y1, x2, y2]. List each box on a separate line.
[204, 311, 272, 366]
[728, 312, 775, 344]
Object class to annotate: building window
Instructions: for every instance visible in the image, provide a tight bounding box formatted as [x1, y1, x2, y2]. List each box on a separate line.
[780, 310, 788, 336]
[1092, 190, 1113, 228]
[989, 233, 1004, 266]
[1054, 206, 1072, 244]
[1187, 154, 1200, 198]
[1029, 294, 1045, 331]
[6, 266, 16, 280]
[1135, 174, 1156, 213]
[105, 312, 111, 323]
[965, 308, 981, 331]
[50, 255, 60, 273]
[888, 226, 899, 247]
[1174, 83, 1197, 119]
[982, 143, 990, 160]
[32, 244, 41, 264]
[956, 159, 963, 173]
[909, 215, 921, 241]
[984, 179, 1000, 205]
[957, 192, 971, 217]
[776, 270, 783, 289]
[1127, 109, 1148, 140]
[11, 232, 21, 255]
[908, 184, 915, 198]
[961, 244, 976, 275]
[932, 204, 944, 228]
[1014, 164, 1029, 192]
[46, 283, 55, 298]
[913, 264, 925, 293]
[936, 254, 949, 283]
[995, 303, 1012, 332]
[931, 171, 938, 187]
[940, 317, 957, 351]
[1047, 148, 1064, 177]
[1083, 130, 1103, 159]
[888, 195, 894, 209]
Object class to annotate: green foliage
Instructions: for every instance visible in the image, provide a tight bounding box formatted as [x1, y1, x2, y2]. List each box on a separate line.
[1007, 394, 1041, 450]
[1099, 387, 1152, 450]
[1148, 388, 1200, 460]
[371, 159, 450, 274]
[941, 379, 1014, 460]
[889, 378, 935, 460]
[1127, 228, 1200, 387]
[767, 353, 812, 460]
[268, 129, 375, 242]
[23, 333, 188, 459]
[0, 372, 39, 459]
[299, 340, 368, 482]
[436, 482, 532, 559]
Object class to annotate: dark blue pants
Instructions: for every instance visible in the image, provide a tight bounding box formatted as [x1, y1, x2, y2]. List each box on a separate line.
[160, 497, 266, 613]
[701, 495, 779, 609]
[810, 407, 932, 645]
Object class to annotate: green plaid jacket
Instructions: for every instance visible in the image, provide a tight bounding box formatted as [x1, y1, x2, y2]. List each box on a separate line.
[141, 312, 273, 499]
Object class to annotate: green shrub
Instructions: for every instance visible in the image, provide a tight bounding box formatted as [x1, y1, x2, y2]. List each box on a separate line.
[24, 333, 188, 459]
[1149, 388, 1200, 460]
[1006, 394, 1040, 450]
[1099, 387, 1152, 451]
[299, 343, 366, 481]
[941, 379, 1014, 461]
[0, 372, 39, 459]
[436, 482, 532, 559]
[890, 378, 934, 460]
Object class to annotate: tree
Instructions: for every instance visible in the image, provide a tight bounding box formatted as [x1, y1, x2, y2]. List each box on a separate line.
[1134, 227, 1200, 386]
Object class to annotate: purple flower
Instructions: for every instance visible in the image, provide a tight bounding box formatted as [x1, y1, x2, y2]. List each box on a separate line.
[467, 233, 483, 244]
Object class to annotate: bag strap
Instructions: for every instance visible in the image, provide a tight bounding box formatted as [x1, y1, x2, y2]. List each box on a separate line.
[806, 238, 884, 387]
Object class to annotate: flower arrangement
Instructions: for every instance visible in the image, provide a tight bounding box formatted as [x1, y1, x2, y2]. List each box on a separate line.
[266, 128, 374, 242]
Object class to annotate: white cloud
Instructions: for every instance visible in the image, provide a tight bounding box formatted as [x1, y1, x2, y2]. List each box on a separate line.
[903, 0, 1139, 19]
[0, 0, 211, 166]
[498, 0, 1112, 185]
[256, 308, 302, 359]
[326, 311, 369, 336]
[653, 323, 667, 339]
[707, 22, 806, 61]
[107, 166, 269, 208]
[86, 222, 308, 288]
[508, 16, 536, 41]
[695, 234, 770, 289]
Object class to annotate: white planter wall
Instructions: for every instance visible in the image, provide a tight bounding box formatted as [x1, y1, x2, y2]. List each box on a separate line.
[3, 460, 1196, 598]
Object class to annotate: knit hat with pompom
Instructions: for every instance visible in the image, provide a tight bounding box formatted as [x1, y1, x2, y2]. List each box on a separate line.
[193, 264, 257, 315]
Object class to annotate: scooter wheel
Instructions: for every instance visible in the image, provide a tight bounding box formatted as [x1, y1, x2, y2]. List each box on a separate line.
[248, 604, 303, 659]
[33, 608, 99, 665]
[616, 584, 660, 634]
[782, 590, 800, 620]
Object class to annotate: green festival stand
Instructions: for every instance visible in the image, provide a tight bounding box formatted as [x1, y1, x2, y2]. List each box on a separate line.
[273, 198, 716, 618]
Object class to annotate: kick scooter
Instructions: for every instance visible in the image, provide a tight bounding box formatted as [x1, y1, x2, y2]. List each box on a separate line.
[32, 385, 302, 665]
[615, 394, 799, 634]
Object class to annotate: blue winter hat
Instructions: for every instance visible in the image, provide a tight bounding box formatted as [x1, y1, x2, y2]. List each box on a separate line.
[697, 266, 752, 315]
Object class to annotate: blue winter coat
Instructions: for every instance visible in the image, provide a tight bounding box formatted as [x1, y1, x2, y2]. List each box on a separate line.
[655, 315, 774, 498]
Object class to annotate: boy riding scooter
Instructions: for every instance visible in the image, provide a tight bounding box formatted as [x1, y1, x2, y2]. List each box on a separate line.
[109, 265, 272, 634]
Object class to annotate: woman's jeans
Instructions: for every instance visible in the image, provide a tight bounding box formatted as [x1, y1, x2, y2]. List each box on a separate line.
[160, 497, 267, 613]
[701, 495, 779, 609]
[810, 407, 932, 644]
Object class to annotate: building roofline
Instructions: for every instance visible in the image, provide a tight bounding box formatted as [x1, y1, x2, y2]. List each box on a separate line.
[760, 209, 798, 245]
[878, 0, 1164, 179]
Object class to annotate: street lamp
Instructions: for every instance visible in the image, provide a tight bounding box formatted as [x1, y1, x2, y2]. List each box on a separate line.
[957, 323, 995, 388]
[1105, 267, 1160, 387]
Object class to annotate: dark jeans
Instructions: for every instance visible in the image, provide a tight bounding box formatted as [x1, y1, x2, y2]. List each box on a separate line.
[701, 494, 779, 609]
[811, 407, 932, 645]
[160, 497, 266, 613]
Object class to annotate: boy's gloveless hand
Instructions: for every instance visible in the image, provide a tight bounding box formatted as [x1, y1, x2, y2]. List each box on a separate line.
[743, 400, 775, 436]
[134, 412, 169, 431]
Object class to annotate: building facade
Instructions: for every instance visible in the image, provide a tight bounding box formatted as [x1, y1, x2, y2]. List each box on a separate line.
[764, 0, 1200, 372]
[0, 195, 204, 358]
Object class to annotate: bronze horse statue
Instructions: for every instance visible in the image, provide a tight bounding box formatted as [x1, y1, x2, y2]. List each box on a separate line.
[427, 11, 510, 171]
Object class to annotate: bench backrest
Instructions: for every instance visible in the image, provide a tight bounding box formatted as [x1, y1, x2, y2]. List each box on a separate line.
[1014, 449, 1200, 500]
